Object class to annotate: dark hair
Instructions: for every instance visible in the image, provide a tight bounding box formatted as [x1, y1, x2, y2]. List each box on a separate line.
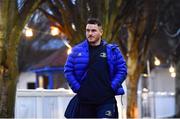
[87, 18, 102, 26]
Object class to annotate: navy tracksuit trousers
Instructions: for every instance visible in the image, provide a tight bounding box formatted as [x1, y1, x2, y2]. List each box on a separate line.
[76, 98, 118, 118]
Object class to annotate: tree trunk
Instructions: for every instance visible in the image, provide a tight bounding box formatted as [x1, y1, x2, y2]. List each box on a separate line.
[126, 51, 142, 118]
[0, 76, 17, 117]
[126, 27, 143, 118]
[0, 0, 44, 117]
[0, 25, 20, 118]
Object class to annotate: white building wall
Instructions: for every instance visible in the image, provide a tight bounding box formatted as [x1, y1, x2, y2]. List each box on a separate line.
[17, 72, 36, 89]
[150, 67, 175, 92]
[138, 67, 175, 118]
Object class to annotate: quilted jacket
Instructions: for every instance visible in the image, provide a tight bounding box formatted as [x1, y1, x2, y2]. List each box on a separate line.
[64, 39, 127, 95]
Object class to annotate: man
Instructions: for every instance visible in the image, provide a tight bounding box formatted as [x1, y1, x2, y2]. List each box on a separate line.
[64, 18, 127, 118]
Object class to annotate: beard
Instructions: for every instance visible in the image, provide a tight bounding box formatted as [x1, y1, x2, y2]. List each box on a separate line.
[87, 36, 96, 43]
[87, 36, 101, 46]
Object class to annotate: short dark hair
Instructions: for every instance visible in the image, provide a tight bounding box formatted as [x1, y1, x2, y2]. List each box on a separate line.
[87, 18, 102, 26]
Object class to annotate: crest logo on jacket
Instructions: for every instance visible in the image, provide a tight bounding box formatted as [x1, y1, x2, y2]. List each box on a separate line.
[100, 52, 106, 58]
[77, 53, 82, 56]
[105, 110, 112, 116]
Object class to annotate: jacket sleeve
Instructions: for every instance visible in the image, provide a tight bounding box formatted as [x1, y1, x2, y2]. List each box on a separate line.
[64, 50, 80, 93]
[111, 47, 127, 91]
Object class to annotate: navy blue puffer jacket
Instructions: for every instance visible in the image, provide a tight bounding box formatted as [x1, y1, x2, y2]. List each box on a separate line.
[64, 40, 127, 95]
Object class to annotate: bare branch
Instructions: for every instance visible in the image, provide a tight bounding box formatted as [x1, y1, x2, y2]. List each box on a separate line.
[164, 27, 180, 38]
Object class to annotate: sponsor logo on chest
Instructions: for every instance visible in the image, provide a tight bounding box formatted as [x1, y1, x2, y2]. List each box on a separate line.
[100, 52, 107, 58]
